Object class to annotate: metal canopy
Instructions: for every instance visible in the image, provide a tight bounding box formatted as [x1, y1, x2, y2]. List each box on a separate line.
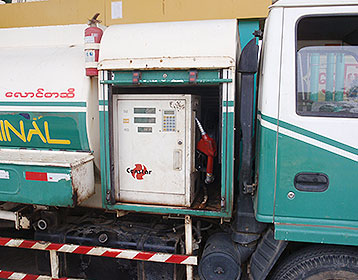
[99, 19, 238, 70]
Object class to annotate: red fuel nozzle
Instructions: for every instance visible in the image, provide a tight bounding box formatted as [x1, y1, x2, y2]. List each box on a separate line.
[195, 118, 217, 184]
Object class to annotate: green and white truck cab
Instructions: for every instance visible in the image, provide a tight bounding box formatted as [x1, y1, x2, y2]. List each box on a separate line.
[0, 0, 357, 279]
[255, 0, 358, 245]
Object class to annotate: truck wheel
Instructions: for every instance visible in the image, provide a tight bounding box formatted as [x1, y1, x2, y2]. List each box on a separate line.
[270, 246, 358, 280]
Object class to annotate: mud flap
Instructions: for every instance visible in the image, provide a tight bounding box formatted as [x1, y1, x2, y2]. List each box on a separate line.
[249, 227, 287, 280]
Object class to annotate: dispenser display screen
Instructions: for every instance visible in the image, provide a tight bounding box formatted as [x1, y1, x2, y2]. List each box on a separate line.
[134, 108, 156, 114]
[138, 127, 153, 133]
[134, 117, 156, 123]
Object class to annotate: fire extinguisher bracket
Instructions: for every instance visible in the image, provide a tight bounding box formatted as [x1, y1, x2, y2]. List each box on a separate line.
[84, 44, 100, 50]
[85, 62, 99, 68]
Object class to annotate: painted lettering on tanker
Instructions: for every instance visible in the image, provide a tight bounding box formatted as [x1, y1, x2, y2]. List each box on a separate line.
[0, 119, 70, 145]
[5, 88, 75, 99]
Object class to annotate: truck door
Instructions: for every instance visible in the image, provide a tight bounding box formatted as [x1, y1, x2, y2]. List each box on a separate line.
[274, 11, 358, 228]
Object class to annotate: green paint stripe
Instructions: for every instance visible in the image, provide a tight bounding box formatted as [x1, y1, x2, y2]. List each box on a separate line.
[226, 112, 234, 213]
[223, 101, 234, 106]
[0, 102, 86, 107]
[221, 110, 234, 215]
[101, 79, 232, 85]
[260, 113, 357, 155]
[275, 223, 358, 246]
[260, 113, 278, 126]
[99, 100, 108, 106]
[276, 216, 358, 228]
[238, 20, 260, 52]
[106, 203, 231, 218]
[279, 120, 358, 155]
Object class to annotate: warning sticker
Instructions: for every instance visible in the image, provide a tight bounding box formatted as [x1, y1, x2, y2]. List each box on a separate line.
[85, 50, 96, 62]
[0, 170, 9, 180]
[111, 1, 123, 19]
[85, 35, 95, 44]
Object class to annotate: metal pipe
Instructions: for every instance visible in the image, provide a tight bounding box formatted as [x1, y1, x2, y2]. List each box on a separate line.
[50, 250, 60, 279]
[232, 37, 266, 241]
[185, 215, 193, 280]
[195, 118, 206, 135]
[0, 210, 16, 222]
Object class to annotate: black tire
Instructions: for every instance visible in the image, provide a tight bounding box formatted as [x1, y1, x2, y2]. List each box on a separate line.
[270, 245, 358, 280]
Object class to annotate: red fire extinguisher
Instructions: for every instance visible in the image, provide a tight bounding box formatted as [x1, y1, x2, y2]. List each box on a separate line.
[84, 13, 103, 77]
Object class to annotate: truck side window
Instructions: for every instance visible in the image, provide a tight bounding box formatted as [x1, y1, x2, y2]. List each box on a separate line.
[296, 16, 358, 118]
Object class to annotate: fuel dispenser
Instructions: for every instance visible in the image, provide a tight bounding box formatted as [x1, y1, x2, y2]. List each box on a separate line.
[113, 94, 200, 207]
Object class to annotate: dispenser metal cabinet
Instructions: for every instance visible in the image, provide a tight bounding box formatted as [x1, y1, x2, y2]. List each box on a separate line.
[113, 94, 200, 206]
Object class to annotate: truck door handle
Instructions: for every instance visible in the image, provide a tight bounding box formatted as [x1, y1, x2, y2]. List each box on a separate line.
[294, 172, 329, 192]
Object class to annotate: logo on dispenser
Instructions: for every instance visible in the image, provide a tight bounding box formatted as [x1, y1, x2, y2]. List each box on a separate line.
[126, 164, 152, 180]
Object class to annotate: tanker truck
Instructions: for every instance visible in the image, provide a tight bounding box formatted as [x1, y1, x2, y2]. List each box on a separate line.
[0, 0, 357, 279]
